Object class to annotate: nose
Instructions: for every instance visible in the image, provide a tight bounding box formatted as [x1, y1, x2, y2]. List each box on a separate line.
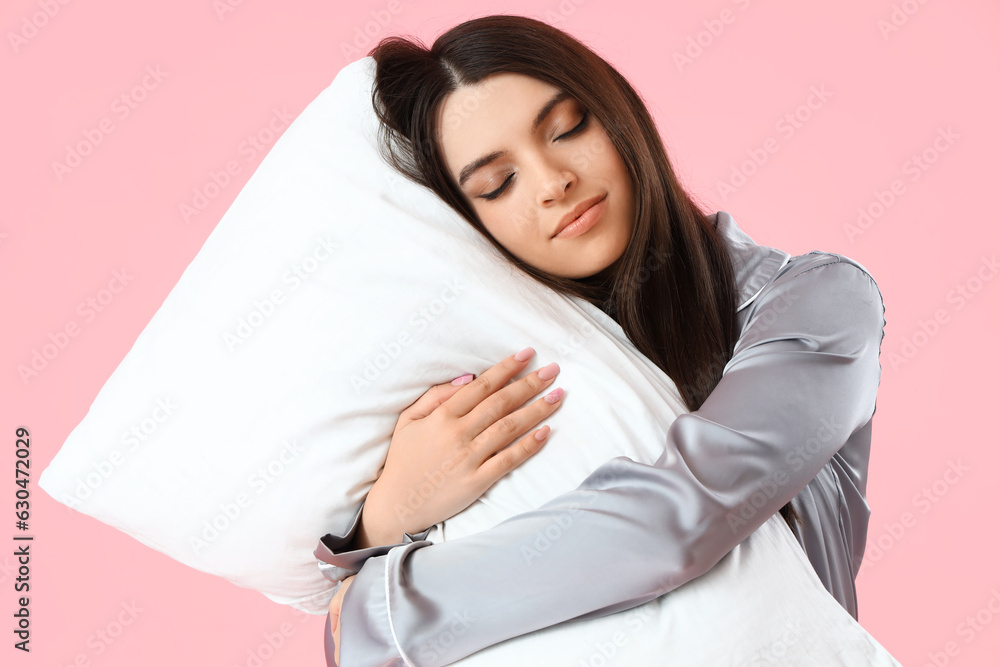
[538, 166, 576, 206]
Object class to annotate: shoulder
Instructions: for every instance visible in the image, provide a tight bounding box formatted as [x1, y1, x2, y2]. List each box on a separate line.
[778, 251, 876, 283]
[711, 212, 885, 340]
[771, 251, 883, 308]
[745, 251, 886, 347]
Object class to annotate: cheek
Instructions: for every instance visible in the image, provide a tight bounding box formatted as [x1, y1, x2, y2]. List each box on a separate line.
[571, 135, 613, 173]
[482, 205, 542, 257]
[492, 197, 536, 236]
[479, 208, 526, 250]
[608, 147, 633, 195]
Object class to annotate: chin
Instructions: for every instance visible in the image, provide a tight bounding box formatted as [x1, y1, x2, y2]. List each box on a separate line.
[566, 252, 622, 281]
[544, 226, 630, 279]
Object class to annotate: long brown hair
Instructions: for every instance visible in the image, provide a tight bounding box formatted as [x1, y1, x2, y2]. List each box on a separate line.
[368, 15, 799, 531]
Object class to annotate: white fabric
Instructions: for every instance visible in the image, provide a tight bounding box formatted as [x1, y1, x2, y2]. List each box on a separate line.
[40, 57, 898, 665]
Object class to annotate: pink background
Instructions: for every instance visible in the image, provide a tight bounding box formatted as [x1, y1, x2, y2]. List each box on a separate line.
[3, 1, 998, 665]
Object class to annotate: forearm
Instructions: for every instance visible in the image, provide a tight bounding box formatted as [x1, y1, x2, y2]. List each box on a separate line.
[351, 505, 386, 550]
[353, 486, 409, 549]
[337, 256, 885, 665]
[339, 411, 867, 666]
[339, 452, 752, 666]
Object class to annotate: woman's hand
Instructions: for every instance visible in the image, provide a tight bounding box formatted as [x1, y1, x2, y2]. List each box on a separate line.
[357, 347, 565, 548]
[329, 575, 353, 666]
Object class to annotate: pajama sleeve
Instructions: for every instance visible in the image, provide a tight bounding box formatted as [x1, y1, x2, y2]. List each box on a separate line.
[336, 253, 886, 667]
[314, 501, 437, 585]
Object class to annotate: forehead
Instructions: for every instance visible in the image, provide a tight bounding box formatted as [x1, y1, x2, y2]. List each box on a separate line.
[436, 73, 567, 174]
[439, 72, 559, 124]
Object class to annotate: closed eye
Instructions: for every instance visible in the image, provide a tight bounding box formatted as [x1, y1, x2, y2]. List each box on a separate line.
[556, 108, 590, 141]
[479, 109, 592, 202]
[480, 173, 514, 202]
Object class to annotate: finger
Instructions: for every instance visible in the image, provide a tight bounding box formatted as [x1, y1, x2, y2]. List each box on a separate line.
[477, 418, 557, 482]
[462, 360, 560, 437]
[402, 373, 476, 421]
[444, 347, 537, 418]
[469, 383, 564, 464]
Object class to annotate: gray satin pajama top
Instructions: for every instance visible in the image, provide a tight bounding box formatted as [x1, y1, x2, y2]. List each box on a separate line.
[314, 211, 887, 666]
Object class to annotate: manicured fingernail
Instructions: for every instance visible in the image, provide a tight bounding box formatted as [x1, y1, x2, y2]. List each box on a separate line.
[543, 387, 564, 404]
[451, 373, 474, 386]
[514, 347, 535, 362]
[534, 425, 550, 441]
[537, 362, 560, 381]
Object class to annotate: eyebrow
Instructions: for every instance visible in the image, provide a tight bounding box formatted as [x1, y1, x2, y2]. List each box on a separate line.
[456, 90, 572, 188]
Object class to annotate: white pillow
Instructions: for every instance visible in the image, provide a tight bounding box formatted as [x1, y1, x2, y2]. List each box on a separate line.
[38, 56, 689, 614]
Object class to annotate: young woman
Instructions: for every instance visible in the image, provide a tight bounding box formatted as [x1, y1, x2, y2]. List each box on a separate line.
[318, 15, 886, 665]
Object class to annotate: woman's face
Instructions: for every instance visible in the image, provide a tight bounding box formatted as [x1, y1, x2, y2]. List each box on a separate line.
[436, 73, 636, 279]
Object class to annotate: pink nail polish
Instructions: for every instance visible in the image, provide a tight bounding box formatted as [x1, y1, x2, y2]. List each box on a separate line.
[514, 347, 535, 362]
[451, 373, 474, 386]
[544, 387, 564, 404]
[537, 362, 559, 381]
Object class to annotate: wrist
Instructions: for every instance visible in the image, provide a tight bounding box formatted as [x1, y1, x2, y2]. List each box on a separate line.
[355, 486, 409, 549]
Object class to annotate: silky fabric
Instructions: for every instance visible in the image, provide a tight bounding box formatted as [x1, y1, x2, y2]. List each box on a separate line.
[316, 211, 885, 666]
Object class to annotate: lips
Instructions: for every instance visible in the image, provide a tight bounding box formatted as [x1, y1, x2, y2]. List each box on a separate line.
[552, 193, 607, 239]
